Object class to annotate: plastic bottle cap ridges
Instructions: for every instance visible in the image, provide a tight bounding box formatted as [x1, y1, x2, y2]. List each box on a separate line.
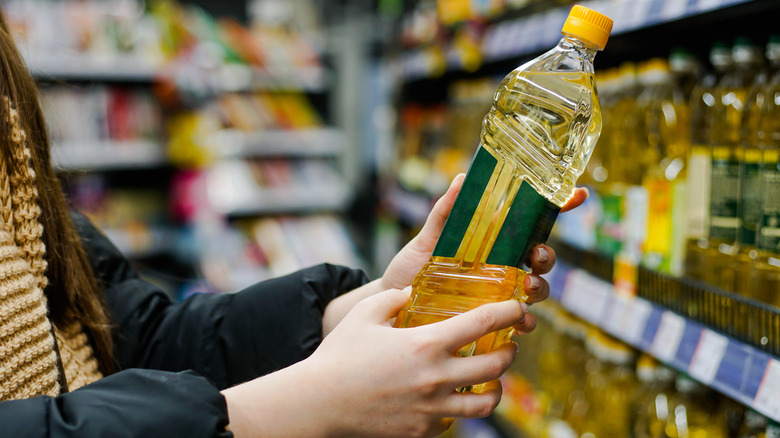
[561, 5, 613, 51]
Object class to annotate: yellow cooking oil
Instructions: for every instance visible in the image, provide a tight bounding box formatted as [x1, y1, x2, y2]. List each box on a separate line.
[752, 61, 780, 307]
[394, 6, 612, 393]
[704, 38, 764, 292]
[685, 42, 732, 281]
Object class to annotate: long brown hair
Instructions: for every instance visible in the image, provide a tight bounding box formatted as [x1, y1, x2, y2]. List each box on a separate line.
[0, 10, 115, 374]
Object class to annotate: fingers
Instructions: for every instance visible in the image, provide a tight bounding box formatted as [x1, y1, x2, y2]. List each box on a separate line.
[513, 312, 537, 335]
[561, 187, 589, 213]
[432, 300, 525, 353]
[528, 244, 556, 274]
[445, 342, 516, 390]
[439, 380, 503, 419]
[523, 274, 550, 305]
[356, 287, 412, 324]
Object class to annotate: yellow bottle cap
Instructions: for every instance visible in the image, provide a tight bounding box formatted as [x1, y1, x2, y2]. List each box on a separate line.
[561, 5, 613, 50]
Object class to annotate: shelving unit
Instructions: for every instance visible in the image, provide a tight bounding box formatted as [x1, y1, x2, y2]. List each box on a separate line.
[400, 0, 770, 81]
[51, 140, 168, 171]
[546, 240, 780, 422]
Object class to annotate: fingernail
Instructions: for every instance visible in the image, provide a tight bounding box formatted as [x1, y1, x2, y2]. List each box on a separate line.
[536, 247, 549, 263]
[402, 286, 412, 293]
[521, 302, 528, 313]
[527, 276, 540, 290]
[513, 341, 520, 354]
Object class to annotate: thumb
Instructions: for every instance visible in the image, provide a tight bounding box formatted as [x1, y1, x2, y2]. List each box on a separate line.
[356, 287, 413, 324]
[416, 173, 465, 247]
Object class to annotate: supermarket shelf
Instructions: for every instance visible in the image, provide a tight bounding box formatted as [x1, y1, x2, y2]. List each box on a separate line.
[215, 64, 330, 93]
[52, 140, 167, 171]
[401, 0, 757, 80]
[546, 257, 780, 422]
[205, 160, 351, 216]
[25, 52, 160, 82]
[210, 187, 351, 216]
[210, 128, 345, 158]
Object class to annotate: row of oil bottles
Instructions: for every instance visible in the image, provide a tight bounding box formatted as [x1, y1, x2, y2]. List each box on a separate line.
[493, 302, 780, 438]
[560, 35, 780, 306]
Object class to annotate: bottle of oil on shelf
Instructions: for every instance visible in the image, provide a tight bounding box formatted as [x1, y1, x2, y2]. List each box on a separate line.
[394, 5, 612, 391]
[685, 42, 732, 281]
[735, 38, 778, 296]
[703, 38, 764, 292]
[753, 49, 780, 307]
[596, 64, 641, 257]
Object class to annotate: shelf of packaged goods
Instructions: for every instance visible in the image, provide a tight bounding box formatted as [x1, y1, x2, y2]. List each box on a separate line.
[544, 244, 780, 422]
[102, 226, 177, 259]
[24, 52, 160, 83]
[51, 140, 167, 171]
[400, 0, 757, 81]
[205, 160, 351, 216]
[215, 64, 330, 93]
[209, 128, 345, 159]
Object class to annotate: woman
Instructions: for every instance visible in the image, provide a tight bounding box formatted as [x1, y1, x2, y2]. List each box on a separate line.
[0, 7, 586, 437]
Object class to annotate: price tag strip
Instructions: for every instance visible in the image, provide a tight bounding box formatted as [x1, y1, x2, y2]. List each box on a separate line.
[549, 264, 780, 422]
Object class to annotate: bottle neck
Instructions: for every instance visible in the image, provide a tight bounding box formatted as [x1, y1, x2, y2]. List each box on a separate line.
[560, 33, 599, 61]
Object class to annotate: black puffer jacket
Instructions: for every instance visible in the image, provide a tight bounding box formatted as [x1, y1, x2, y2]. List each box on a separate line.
[1, 213, 368, 437]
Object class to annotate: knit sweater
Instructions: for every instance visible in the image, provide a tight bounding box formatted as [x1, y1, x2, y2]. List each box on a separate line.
[0, 98, 101, 401]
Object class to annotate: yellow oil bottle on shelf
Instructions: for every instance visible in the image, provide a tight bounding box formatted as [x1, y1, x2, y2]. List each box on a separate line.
[685, 42, 732, 281]
[753, 50, 780, 308]
[735, 38, 778, 296]
[704, 38, 764, 292]
[394, 5, 613, 392]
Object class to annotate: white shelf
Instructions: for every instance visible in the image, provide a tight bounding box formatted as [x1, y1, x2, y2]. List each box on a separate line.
[401, 0, 757, 80]
[546, 260, 780, 422]
[52, 140, 167, 171]
[205, 160, 351, 216]
[25, 52, 160, 82]
[216, 64, 330, 93]
[209, 128, 345, 158]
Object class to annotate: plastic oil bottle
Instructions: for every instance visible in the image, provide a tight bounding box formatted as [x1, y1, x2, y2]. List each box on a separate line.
[704, 38, 764, 292]
[753, 47, 780, 308]
[638, 58, 675, 272]
[394, 5, 612, 389]
[595, 63, 641, 257]
[657, 49, 698, 276]
[735, 38, 778, 296]
[685, 42, 732, 281]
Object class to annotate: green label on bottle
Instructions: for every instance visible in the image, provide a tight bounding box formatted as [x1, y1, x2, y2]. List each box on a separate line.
[709, 156, 740, 240]
[432, 146, 560, 269]
[740, 161, 761, 246]
[433, 146, 496, 258]
[486, 180, 560, 268]
[759, 161, 780, 251]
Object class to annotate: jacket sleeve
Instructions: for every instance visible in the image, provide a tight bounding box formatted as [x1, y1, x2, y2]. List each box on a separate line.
[0, 369, 231, 438]
[71, 212, 370, 389]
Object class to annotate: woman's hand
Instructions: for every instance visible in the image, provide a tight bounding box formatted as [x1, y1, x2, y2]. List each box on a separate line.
[223, 288, 526, 438]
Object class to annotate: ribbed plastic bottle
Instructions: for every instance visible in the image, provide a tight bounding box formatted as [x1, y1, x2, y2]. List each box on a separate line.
[393, 5, 612, 390]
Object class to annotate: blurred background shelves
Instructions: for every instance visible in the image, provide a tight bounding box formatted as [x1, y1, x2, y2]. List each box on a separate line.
[51, 140, 168, 171]
[209, 128, 345, 159]
[400, 0, 777, 81]
[204, 159, 351, 216]
[25, 52, 160, 83]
